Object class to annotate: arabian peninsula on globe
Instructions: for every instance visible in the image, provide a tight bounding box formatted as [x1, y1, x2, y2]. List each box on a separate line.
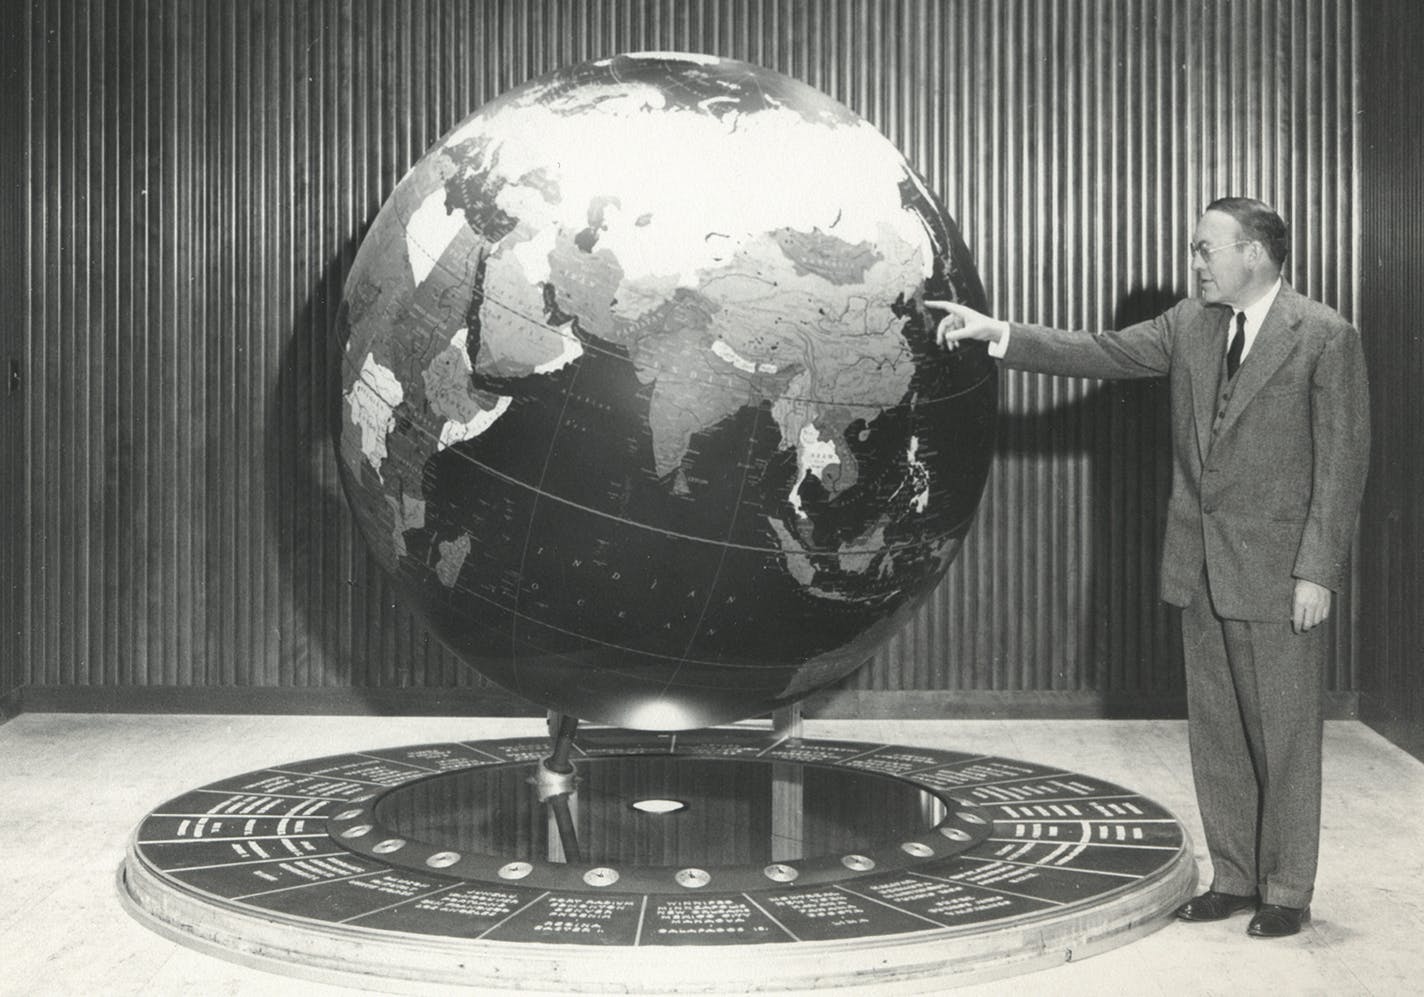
[335, 52, 996, 730]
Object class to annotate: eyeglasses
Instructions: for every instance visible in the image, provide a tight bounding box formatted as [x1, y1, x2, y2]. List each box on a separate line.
[1189, 240, 1251, 263]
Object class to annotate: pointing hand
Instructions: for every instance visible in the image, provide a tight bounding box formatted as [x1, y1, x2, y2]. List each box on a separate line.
[924, 300, 1009, 350]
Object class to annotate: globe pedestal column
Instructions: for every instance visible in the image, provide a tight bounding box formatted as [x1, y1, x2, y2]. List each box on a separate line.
[535, 713, 584, 863]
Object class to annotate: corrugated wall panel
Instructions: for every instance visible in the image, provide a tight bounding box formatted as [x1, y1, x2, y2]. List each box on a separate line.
[862, 0, 1359, 699]
[22, 0, 1359, 707]
[1358, 1, 1424, 759]
[0, 5, 24, 709]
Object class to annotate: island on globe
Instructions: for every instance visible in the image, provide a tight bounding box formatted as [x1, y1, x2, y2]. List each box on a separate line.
[335, 52, 996, 730]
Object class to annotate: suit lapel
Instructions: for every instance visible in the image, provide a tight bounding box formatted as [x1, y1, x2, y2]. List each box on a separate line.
[1215, 284, 1304, 439]
[1187, 306, 1231, 462]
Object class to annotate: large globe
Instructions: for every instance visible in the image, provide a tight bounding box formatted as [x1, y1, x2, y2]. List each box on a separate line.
[335, 52, 995, 730]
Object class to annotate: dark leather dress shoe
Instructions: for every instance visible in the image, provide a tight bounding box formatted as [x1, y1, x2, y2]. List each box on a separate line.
[1174, 890, 1258, 921]
[1247, 904, 1310, 938]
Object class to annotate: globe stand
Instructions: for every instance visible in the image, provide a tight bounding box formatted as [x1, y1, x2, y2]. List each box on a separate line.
[118, 722, 1196, 993]
[536, 712, 583, 863]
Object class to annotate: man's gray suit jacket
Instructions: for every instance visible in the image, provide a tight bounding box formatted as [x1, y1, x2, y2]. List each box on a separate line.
[1001, 283, 1370, 622]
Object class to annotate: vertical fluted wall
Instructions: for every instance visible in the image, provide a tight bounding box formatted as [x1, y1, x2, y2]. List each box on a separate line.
[20, 0, 1360, 709]
[1357, 1, 1424, 759]
[1, 13, 25, 710]
[860, 0, 1361, 703]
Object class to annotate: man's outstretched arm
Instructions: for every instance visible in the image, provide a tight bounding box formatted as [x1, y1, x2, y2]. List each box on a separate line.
[925, 299, 1178, 380]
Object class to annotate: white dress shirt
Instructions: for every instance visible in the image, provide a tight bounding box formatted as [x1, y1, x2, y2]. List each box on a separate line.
[1230, 277, 1283, 363]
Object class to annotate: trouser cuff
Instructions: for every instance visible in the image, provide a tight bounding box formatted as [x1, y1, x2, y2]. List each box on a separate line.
[1210, 875, 1256, 898]
[1262, 886, 1312, 909]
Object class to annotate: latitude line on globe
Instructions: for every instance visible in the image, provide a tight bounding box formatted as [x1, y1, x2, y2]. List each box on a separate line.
[341, 318, 996, 410]
[355, 418, 981, 557]
[427, 507, 985, 615]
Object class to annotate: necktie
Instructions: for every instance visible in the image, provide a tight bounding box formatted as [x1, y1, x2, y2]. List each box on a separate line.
[1226, 311, 1246, 379]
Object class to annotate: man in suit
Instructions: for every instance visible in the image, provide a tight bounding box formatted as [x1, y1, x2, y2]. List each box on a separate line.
[929, 197, 1370, 938]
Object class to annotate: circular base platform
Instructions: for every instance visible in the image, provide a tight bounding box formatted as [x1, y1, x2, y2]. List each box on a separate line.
[119, 729, 1195, 993]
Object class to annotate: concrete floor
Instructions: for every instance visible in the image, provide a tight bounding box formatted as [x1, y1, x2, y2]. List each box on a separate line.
[2, 713, 1421, 996]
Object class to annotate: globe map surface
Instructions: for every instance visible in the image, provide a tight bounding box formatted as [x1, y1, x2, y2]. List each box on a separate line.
[336, 52, 996, 730]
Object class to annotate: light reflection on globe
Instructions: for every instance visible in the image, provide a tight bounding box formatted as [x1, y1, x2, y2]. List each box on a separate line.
[335, 52, 995, 730]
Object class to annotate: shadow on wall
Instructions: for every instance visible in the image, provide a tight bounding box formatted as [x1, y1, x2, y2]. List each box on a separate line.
[264, 238, 494, 712]
[990, 285, 1185, 712]
[266, 267, 1188, 715]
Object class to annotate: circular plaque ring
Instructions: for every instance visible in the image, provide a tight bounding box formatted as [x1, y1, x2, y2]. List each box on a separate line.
[119, 731, 1194, 994]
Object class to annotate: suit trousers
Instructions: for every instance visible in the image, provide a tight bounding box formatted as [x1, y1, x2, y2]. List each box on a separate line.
[1181, 572, 1326, 909]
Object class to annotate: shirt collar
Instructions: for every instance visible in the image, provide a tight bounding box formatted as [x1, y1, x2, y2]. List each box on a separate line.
[1233, 277, 1283, 331]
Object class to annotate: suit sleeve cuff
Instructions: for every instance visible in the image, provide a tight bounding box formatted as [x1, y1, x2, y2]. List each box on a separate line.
[988, 325, 1011, 358]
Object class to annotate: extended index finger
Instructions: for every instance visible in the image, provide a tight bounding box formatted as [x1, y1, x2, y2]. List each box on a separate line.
[924, 299, 967, 314]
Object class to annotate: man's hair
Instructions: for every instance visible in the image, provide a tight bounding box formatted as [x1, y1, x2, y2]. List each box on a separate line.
[1205, 196, 1290, 266]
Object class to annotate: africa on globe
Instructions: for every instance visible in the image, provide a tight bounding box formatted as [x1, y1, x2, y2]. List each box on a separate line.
[335, 51, 995, 730]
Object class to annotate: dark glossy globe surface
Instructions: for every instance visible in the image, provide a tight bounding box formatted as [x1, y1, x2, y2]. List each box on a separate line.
[335, 53, 995, 730]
